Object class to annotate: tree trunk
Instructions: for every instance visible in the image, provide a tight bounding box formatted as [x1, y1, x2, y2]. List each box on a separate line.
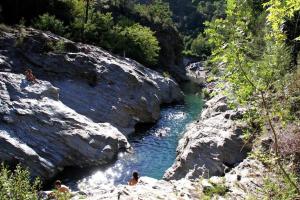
[85, 0, 89, 24]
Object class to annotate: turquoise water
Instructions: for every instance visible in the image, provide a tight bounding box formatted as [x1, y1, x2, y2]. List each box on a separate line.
[64, 83, 203, 189]
[126, 83, 203, 180]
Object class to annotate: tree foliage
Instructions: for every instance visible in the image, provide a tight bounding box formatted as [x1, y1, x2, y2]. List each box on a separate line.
[134, 0, 174, 27]
[29, 0, 161, 66]
[190, 33, 211, 59]
[0, 164, 41, 200]
[205, 0, 300, 193]
[33, 13, 66, 35]
[114, 23, 160, 66]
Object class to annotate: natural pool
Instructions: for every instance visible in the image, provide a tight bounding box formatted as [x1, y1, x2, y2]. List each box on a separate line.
[63, 82, 203, 190]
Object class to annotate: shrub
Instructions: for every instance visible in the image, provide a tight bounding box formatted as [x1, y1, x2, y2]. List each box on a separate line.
[202, 88, 211, 99]
[202, 181, 228, 198]
[33, 13, 66, 35]
[50, 190, 72, 200]
[260, 175, 299, 200]
[206, 75, 215, 83]
[162, 71, 171, 78]
[190, 33, 212, 59]
[14, 27, 26, 48]
[43, 40, 66, 53]
[0, 164, 41, 200]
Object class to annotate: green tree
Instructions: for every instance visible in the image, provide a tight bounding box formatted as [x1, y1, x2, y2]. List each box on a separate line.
[33, 13, 66, 35]
[70, 12, 114, 47]
[134, 0, 174, 27]
[190, 33, 211, 59]
[196, 0, 226, 21]
[205, 0, 300, 193]
[114, 23, 160, 66]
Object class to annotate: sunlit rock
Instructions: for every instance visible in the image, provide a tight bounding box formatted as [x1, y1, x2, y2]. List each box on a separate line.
[163, 94, 250, 180]
[0, 28, 183, 135]
[0, 72, 129, 180]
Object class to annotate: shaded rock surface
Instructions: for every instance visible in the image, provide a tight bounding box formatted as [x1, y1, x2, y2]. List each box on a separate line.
[0, 27, 183, 135]
[0, 72, 129, 180]
[163, 94, 250, 180]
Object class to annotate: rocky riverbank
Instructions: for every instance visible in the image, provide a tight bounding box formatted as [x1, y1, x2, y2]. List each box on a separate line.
[0, 27, 183, 180]
[163, 93, 250, 180]
[71, 157, 268, 200]
[0, 26, 270, 199]
[71, 77, 269, 199]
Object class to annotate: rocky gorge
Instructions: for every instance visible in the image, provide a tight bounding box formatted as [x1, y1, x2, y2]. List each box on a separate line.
[71, 76, 266, 200]
[1, 27, 270, 200]
[0, 26, 183, 181]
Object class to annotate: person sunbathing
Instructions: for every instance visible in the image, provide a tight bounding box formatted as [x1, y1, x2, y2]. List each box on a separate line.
[128, 171, 139, 186]
[54, 180, 70, 193]
[25, 69, 38, 84]
[47, 180, 70, 199]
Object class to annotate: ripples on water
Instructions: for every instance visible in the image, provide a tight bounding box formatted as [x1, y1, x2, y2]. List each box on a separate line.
[64, 83, 203, 190]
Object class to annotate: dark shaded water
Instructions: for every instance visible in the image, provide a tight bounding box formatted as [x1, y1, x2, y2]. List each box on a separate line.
[62, 83, 203, 190]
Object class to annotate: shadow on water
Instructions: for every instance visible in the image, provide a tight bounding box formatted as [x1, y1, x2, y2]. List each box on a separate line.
[56, 82, 204, 191]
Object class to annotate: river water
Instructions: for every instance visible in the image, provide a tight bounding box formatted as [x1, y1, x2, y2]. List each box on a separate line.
[62, 83, 203, 190]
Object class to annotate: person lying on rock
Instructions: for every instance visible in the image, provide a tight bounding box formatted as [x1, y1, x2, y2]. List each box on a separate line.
[25, 68, 38, 84]
[47, 180, 70, 199]
[128, 171, 139, 186]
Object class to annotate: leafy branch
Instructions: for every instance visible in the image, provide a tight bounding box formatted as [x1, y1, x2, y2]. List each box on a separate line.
[236, 50, 299, 193]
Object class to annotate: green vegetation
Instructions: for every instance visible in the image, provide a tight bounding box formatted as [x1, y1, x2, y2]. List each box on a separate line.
[1, 0, 224, 64]
[165, 0, 226, 58]
[0, 164, 40, 200]
[202, 88, 211, 99]
[33, 13, 66, 35]
[162, 71, 171, 78]
[205, 0, 300, 195]
[0, 0, 163, 67]
[1, 0, 300, 197]
[134, 0, 174, 28]
[0, 164, 74, 200]
[14, 27, 26, 48]
[201, 180, 228, 199]
[50, 190, 72, 200]
[260, 175, 299, 200]
[115, 23, 160, 66]
[248, 150, 299, 200]
[44, 40, 66, 53]
[33, 1, 161, 67]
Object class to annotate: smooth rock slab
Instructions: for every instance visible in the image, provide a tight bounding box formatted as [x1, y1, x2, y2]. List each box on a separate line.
[0, 28, 183, 134]
[0, 72, 129, 180]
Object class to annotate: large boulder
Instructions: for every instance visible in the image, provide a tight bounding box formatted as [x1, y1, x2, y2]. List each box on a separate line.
[186, 62, 206, 85]
[0, 72, 130, 180]
[0, 28, 183, 134]
[163, 94, 250, 180]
